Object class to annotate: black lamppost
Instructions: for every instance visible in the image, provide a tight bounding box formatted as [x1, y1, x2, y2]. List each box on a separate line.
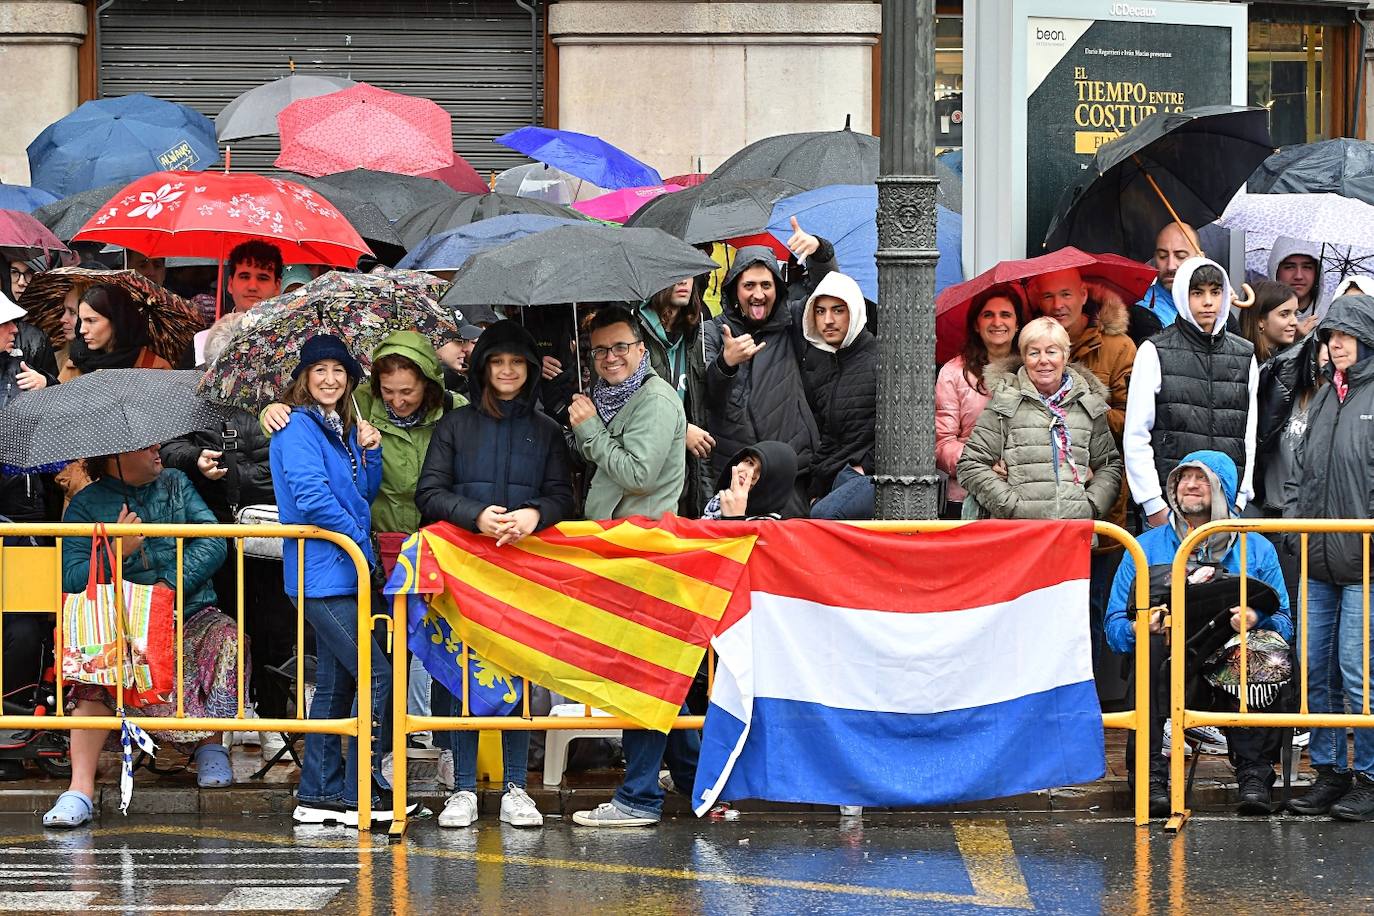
[873, 0, 941, 520]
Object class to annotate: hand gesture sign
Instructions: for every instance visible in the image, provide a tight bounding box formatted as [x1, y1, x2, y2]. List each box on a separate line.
[785, 216, 820, 260]
[721, 324, 766, 367]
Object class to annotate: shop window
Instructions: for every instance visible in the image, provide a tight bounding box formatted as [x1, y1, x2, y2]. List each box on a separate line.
[1248, 22, 1327, 146]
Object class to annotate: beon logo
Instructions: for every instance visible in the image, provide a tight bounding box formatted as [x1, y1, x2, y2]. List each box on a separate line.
[1111, 2, 1157, 17]
[1036, 27, 1065, 42]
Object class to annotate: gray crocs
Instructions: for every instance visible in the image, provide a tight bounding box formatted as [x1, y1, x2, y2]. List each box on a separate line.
[194, 743, 233, 788]
[43, 790, 93, 828]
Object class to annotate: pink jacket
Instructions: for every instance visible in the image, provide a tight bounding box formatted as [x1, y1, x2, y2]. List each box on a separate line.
[935, 356, 993, 503]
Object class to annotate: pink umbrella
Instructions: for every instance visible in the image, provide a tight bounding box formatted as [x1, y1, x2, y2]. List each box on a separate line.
[275, 83, 454, 177]
[573, 184, 684, 224]
[418, 155, 489, 195]
[0, 208, 69, 257]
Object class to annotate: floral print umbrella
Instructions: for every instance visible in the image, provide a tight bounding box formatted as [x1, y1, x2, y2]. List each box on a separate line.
[198, 268, 457, 412]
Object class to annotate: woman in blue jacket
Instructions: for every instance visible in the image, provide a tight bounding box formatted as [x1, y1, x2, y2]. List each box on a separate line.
[269, 334, 393, 828]
[415, 320, 574, 830]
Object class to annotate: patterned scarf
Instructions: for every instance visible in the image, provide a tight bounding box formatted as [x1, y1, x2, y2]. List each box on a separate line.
[1334, 368, 1350, 403]
[1038, 373, 1081, 485]
[314, 407, 358, 481]
[385, 402, 425, 429]
[591, 352, 650, 423]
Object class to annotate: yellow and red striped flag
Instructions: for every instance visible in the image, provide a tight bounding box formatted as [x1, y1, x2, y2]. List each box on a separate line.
[389, 517, 757, 732]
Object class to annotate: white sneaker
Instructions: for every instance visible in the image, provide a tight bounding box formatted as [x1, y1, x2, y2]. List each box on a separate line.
[438, 790, 478, 828]
[260, 730, 288, 757]
[1185, 725, 1228, 755]
[571, 802, 658, 827]
[1293, 731, 1310, 748]
[499, 784, 544, 827]
[437, 749, 455, 790]
[1161, 720, 1194, 757]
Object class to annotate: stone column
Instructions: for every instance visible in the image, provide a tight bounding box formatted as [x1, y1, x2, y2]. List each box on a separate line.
[548, 1, 881, 175]
[0, 1, 87, 184]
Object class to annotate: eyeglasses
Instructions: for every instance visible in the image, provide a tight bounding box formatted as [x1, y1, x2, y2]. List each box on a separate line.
[590, 341, 640, 362]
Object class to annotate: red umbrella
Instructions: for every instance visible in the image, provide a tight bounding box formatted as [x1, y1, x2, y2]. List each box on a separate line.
[664, 172, 710, 188]
[418, 155, 489, 195]
[0, 208, 69, 257]
[935, 246, 1155, 364]
[275, 82, 454, 177]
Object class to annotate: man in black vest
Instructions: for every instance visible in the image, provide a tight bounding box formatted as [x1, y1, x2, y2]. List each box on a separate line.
[1123, 257, 1258, 528]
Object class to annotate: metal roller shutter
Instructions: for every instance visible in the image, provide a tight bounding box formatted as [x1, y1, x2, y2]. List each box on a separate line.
[98, 0, 542, 176]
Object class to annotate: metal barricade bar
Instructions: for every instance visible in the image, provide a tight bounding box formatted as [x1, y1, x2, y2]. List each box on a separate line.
[388, 520, 1154, 834]
[0, 522, 375, 827]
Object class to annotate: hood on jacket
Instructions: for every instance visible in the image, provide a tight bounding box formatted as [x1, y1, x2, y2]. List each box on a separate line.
[722, 245, 786, 325]
[1317, 294, 1374, 376]
[1170, 256, 1233, 338]
[802, 271, 868, 352]
[467, 319, 541, 408]
[1333, 275, 1374, 299]
[1082, 281, 1131, 338]
[713, 440, 799, 518]
[1166, 449, 1238, 560]
[1266, 236, 1323, 283]
[372, 330, 443, 388]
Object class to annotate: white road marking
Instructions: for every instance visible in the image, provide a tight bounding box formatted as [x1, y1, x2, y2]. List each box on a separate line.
[0, 878, 351, 887]
[0, 892, 100, 910]
[0, 847, 369, 855]
[0, 862, 361, 871]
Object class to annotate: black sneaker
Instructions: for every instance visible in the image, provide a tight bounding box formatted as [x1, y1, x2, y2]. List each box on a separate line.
[1288, 765, 1353, 816]
[1236, 770, 1275, 816]
[1148, 777, 1170, 818]
[1330, 773, 1374, 822]
[345, 792, 431, 829]
[292, 799, 351, 826]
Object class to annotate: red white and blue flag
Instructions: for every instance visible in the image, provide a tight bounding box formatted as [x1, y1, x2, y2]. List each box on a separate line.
[692, 519, 1106, 813]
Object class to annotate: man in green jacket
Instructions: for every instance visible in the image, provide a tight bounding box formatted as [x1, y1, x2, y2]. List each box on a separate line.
[570, 304, 686, 521]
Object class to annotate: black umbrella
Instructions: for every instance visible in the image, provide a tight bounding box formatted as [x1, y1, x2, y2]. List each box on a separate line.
[1044, 105, 1274, 260]
[31, 181, 128, 241]
[439, 224, 719, 308]
[1146, 564, 1281, 671]
[310, 168, 459, 223]
[395, 192, 588, 249]
[275, 172, 405, 262]
[0, 369, 227, 468]
[625, 177, 804, 244]
[712, 122, 878, 189]
[1248, 138, 1374, 205]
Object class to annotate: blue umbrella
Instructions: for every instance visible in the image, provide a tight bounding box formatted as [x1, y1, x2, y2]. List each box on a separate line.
[495, 126, 661, 190]
[0, 184, 58, 212]
[396, 213, 586, 271]
[766, 185, 963, 302]
[26, 94, 219, 198]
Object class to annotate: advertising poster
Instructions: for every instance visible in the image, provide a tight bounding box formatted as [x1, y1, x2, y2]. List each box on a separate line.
[1025, 17, 1232, 252]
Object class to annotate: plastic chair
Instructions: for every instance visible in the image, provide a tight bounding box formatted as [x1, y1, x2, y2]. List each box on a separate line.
[541, 703, 621, 787]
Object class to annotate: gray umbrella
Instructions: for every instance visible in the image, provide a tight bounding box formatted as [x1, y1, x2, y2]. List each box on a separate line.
[625, 178, 804, 243]
[440, 224, 719, 307]
[0, 369, 227, 468]
[276, 171, 405, 255]
[32, 181, 128, 241]
[216, 73, 356, 142]
[311, 169, 459, 223]
[396, 193, 588, 249]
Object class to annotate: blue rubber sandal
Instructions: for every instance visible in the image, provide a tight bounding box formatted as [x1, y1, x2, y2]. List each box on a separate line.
[43, 790, 93, 828]
[194, 743, 233, 788]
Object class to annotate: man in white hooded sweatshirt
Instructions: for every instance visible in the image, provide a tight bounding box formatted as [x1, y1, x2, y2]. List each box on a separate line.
[1124, 257, 1259, 528]
[799, 271, 877, 520]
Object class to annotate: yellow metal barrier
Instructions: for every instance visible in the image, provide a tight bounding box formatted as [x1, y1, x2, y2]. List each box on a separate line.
[0, 522, 376, 826]
[1165, 518, 1374, 832]
[387, 520, 1154, 834]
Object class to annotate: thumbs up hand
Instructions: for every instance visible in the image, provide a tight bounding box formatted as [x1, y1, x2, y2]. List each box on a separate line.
[785, 216, 820, 260]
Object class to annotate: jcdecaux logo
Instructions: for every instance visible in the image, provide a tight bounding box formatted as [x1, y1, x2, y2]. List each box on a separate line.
[1111, 2, 1157, 16]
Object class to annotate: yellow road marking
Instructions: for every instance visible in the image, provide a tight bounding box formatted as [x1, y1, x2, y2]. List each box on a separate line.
[0, 821, 1033, 907]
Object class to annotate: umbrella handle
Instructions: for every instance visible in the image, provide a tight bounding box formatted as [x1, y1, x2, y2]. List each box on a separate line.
[1231, 282, 1256, 309]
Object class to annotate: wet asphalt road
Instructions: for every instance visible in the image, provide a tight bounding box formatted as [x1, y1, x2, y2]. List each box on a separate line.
[0, 811, 1368, 913]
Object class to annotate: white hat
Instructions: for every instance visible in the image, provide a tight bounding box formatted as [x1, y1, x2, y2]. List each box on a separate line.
[0, 292, 24, 325]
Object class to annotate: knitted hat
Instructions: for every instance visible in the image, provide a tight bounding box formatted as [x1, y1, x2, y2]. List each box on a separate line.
[292, 333, 363, 382]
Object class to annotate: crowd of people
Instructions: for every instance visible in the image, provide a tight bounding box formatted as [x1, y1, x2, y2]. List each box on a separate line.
[2, 210, 1373, 830]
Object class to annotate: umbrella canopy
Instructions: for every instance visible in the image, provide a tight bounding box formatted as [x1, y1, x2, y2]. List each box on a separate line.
[18, 266, 205, 361]
[572, 185, 683, 224]
[215, 73, 356, 141]
[395, 192, 587, 249]
[935, 247, 1155, 364]
[625, 177, 804, 244]
[440, 224, 719, 307]
[275, 82, 454, 177]
[310, 168, 458, 222]
[763, 185, 962, 303]
[711, 125, 878, 189]
[0, 184, 58, 213]
[31, 181, 129, 241]
[270, 172, 404, 258]
[1044, 105, 1273, 259]
[495, 126, 661, 190]
[396, 213, 584, 271]
[1219, 191, 1374, 301]
[71, 170, 371, 267]
[26, 94, 219, 198]
[0, 209, 69, 258]
[663, 172, 709, 188]
[493, 162, 601, 204]
[417, 155, 490, 195]
[199, 269, 455, 412]
[0, 369, 226, 468]
[1248, 138, 1374, 205]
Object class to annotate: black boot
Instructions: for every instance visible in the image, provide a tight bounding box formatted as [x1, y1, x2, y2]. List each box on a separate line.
[1330, 773, 1374, 822]
[1288, 765, 1353, 816]
[1148, 775, 1170, 818]
[1236, 768, 1276, 816]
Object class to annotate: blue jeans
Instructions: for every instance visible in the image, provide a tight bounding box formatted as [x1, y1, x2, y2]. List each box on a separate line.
[1305, 580, 1374, 776]
[810, 467, 875, 520]
[612, 707, 700, 819]
[298, 595, 393, 806]
[430, 679, 530, 790]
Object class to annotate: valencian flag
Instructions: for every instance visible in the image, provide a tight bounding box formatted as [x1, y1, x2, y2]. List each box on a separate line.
[385, 517, 757, 732]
